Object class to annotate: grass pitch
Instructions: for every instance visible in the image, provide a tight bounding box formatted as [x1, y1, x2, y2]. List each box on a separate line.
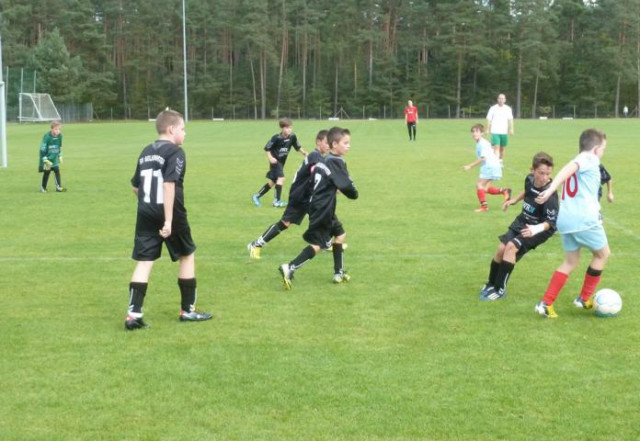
[1, 118, 639, 440]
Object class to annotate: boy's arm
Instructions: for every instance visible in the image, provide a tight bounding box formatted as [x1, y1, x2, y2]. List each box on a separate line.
[330, 160, 358, 200]
[502, 190, 524, 211]
[509, 118, 514, 135]
[160, 182, 175, 238]
[606, 180, 614, 202]
[463, 157, 484, 171]
[535, 161, 579, 204]
[299, 147, 308, 156]
[265, 151, 277, 164]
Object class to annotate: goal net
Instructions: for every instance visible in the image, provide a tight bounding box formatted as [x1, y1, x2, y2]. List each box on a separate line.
[19, 93, 61, 122]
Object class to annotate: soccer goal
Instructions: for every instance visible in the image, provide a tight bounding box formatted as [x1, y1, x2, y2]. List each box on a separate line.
[18, 93, 61, 122]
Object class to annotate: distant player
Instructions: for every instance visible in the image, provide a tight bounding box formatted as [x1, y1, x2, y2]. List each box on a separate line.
[404, 99, 418, 141]
[463, 123, 511, 212]
[252, 118, 308, 207]
[479, 152, 558, 301]
[247, 130, 330, 259]
[125, 110, 212, 330]
[486, 93, 514, 160]
[38, 120, 66, 192]
[279, 127, 358, 289]
[534, 129, 611, 318]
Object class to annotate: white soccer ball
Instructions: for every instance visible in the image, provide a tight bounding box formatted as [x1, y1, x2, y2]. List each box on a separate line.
[593, 289, 622, 317]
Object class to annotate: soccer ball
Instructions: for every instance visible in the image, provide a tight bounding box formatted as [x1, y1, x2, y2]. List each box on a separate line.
[593, 289, 622, 317]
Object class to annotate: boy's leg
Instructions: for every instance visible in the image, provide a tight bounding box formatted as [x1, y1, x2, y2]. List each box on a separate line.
[41, 170, 51, 191]
[576, 246, 610, 305]
[279, 245, 319, 290]
[332, 236, 351, 283]
[256, 181, 274, 198]
[177, 253, 212, 321]
[540, 250, 580, 305]
[126, 260, 155, 330]
[475, 180, 489, 211]
[412, 124, 417, 140]
[407, 123, 412, 140]
[52, 167, 64, 190]
[253, 220, 289, 247]
[274, 177, 286, 206]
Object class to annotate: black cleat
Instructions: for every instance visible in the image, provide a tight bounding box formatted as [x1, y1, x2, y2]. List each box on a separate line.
[125, 315, 149, 330]
[179, 310, 213, 322]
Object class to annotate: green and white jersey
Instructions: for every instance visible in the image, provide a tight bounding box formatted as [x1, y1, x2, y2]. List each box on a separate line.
[39, 132, 63, 167]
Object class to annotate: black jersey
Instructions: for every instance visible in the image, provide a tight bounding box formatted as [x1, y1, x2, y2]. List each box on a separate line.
[508, 174, 558, 232]
[287, 149, 324, 207]
[308, 154, 358, 230]
[264, 133, 302, 166]
[131, 140, 189, 233]
[598, 164, 611, 200]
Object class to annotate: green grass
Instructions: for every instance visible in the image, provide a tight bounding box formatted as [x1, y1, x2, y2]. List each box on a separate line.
[1, 118, 639, 440]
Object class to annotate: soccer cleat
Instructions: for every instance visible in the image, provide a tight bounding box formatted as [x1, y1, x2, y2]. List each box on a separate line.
[247, 243, 262, 259]
[125, 315, 149, 330]
[252, 194, 261, 207]
[279, 264, 294, 290]
[179, 310, 213, 322]
[56, 187, 67, 192]
[474, 205, 489, 213]
[573, 296, 593, 310]
[503, 188, 512, 202]
[40, 187, 47, 193]
[332, 271, 351, 284]
[479, 283, 493, 297]
[480, 286, 505, 301]
[273, 200, 288, 208]
[534, 301, 558, 318]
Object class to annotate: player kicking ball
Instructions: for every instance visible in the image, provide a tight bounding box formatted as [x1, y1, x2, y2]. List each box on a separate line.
[479, 152, 558, 300]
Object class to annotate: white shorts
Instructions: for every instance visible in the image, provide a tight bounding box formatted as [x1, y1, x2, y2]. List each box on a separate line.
[560, 225, 608, 252]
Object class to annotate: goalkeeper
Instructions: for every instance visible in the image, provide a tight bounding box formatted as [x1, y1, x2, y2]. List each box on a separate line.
[38, 120, 66, 192]
[479, 152, 558, 301]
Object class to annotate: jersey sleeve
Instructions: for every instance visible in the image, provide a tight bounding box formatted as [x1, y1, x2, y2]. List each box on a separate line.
[292, 134, 302, 151]
[131, 160, 141, 188]
[599, 164, 611, 184]
[328, 158, 358, 200]
[264, 134, 277, 151]
[163, 148, 185, 182]
[542, 191, 559, 229]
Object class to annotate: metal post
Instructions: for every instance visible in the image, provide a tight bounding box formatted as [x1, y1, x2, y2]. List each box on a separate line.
[0, 28, 7, 168]
[182, 0, 188, 122]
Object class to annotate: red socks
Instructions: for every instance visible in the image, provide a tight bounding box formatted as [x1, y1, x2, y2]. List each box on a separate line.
[542, 271, 568, 305]
[476, 189, 486, 205]
[580, 272, 601, 302]
[487, 187, 502, 195]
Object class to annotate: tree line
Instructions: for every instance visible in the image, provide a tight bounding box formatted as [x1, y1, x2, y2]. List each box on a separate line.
[2, 0, 639, 120]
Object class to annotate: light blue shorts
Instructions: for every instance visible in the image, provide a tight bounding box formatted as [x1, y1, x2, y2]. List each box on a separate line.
[479, 165, 502, 181]
[560, 225, 608, 252]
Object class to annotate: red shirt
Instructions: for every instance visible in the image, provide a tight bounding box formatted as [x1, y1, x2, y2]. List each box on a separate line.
[404, 105, 418, 123]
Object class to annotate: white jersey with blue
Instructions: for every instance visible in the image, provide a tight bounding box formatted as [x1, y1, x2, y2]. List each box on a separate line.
[557, 152, 602, 234]
[476, 137, 502, 179]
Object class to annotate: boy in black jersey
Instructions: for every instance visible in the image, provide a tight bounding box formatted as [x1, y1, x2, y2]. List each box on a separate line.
[125, 110, 212, 330]
[479, 152, 558, 301]
[248, 130, 330, 259]
[252, 118, 308, 207]
[279, 127, 358, 289]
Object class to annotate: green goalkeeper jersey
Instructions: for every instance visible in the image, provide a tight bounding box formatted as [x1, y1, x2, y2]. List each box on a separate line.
[39, 131, 63, 168]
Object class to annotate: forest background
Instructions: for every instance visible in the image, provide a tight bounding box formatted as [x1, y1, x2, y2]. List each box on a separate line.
[2, 0, 640, 121]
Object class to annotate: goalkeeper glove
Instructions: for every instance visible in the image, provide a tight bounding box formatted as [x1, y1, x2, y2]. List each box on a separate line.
[59, 156, 63, 164]
[43, 159, 52, 171]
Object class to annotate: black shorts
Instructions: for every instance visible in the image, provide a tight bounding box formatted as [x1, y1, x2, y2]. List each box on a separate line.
[303, 215, 345, 250]
[499, 228, 553, 262]
[132, 227, 196, 262]
[265, 163, 285, 181]
[281, 203, 308, 225]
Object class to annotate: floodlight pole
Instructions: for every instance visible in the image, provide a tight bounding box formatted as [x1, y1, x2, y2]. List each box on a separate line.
[0, 24, 8, 168]
[182, 0, 189, 122]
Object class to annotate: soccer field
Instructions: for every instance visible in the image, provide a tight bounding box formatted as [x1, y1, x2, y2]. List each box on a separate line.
[1, 119, 638, 440]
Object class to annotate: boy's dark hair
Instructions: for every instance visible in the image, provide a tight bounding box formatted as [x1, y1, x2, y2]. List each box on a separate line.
[579, 129, 606, 152]
[532, 152, 553, 169]
[279, 117, 293, 128]
[316, 129, 328, 142]
[471, 123, 484, 132]
[155, 110, 183, 134]
[327, 127, 350, 148]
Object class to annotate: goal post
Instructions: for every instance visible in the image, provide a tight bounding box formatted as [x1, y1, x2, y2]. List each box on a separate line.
[19, 93, 61, 122]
